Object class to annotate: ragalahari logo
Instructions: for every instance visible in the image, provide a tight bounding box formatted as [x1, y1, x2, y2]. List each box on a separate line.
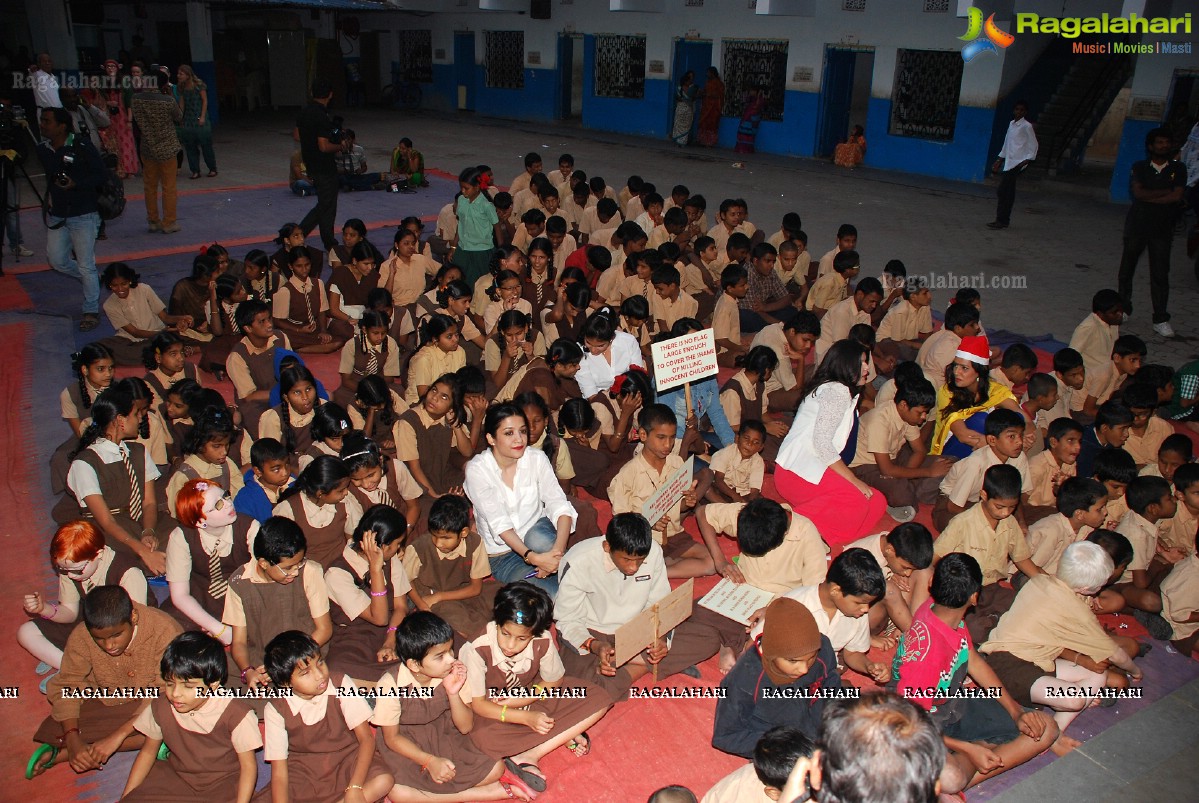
[960, 8, 1015, 62]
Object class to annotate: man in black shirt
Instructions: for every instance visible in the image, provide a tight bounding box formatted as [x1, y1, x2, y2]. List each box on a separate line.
[1117, 127, 1185, 338]
[293, 79, 343, 252]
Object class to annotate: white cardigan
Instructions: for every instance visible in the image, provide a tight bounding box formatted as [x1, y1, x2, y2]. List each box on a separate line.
[776, 383, 857, 483]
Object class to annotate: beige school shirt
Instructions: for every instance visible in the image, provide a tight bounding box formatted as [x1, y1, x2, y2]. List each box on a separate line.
[750, 322, 804, 404]
[805, 271, 847, 313]
[703, 502, 828, 595]
[609, 451, 688, 541]
[595, 265, 627, 304]
[272, 277, 330, 322]
[337, 336, 401, 377]
[1160, 553, 1199, 640]
[1161, 503, 1197, 554]
[720, 372, 759, 430]
[1104, 493, 1130, 531]
[264, 674, 370, 760]
[104, 283, 167, 341]
[844, 532, 894, 582]
[165, 455, 246, 517]
[1124, 416, 1174, 467]
[814, 297, 869, 363]
[939, 445, 1031, 508]
[1073, 362, 1121, 411]
[934, 503, 1031, 585]
[816, 246, 841, 278]
[1027, 450, 1077, 507]
[401, 535, 492, 589]
[851, 400, 921, 469]
[708, 443, 765, 496]
[405, 345, 467, 405]
[1115, 509, 1159, 583]
[707, 221, 758, 254]
[1069, 313, 1118, 377]
[325, 544, 413, 621]
[650, 290, 699, 331]
[916, 328, 960, 388]
[749, 583, 868, 653]
[1025, 373, 1076, 436]
[776, 250, 811, 288]
[702, 762, 774, 803]
[394, 405, 468, 464]
[226, 333, 292, 400]
[877, 299, 934, 344]
[135, 694, 262, 753]
[980, 573, 1117, 671]
[258, 405, 316, 445]
[1026, 513, 1091, 575]
[712, 292, 742, 354]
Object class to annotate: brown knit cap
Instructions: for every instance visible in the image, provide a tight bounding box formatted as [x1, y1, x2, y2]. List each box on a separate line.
[760, 597, 821, 685]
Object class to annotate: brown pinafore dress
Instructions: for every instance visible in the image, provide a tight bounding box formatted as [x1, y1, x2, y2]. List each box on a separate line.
[325, 553, 402, 682]
[327, 264, 381, 343]
[514, 362, 582, 412]
[227, 562, 319, 677]
[171, 458, 233, 499]
[49, 382, 99, 494]
[179, 516, 255, 619]
[121, 696, 253, 801]
[229, 339, 279, 435]
[272, 245, 326, 282]
[375, 679, 496, 793]
[143, 364, 202, 420]
[282, 494, 349, 572]
[562, 418, 612, 501]
[33, 547, 151, 648]
[199, 301, 242, 374]
[332, 339, 389, 409]
[467, 637, 611, 759]
[589, 393, 636, 498]
[397, 408, 464, 496]
[269, 674, 391, 802]
[521, 276, 555, 334]
[408, 532, 496, 641]
[721, 372, 781, 464]
[274, 403, 316, 469]
[281, 280, 328, 351]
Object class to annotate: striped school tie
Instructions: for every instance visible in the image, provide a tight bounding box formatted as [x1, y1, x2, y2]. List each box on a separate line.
[208, 547, 229, 599]
[365, 347, 379, 376]
[121, 446, 143, 523]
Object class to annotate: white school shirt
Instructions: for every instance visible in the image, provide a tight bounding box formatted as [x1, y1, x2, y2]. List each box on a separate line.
[463, 449, 578, 556]
[998, 117, 1039, 171]
[67, 439, 162, 504]
[554, 537, 670, 648]
[575, 331, 645, 398]
[749, 584, 870, 654]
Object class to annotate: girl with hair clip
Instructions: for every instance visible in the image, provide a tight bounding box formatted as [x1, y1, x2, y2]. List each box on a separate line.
[497, 337, 583, 413]
[575, 306, 646, 398]
[55, 387, 170, 576]
[544, 274, 592, 346]
[377, 227, 433, 309]
[557, 398, 612, 501]
[775, 339, 887, 547]
[324, 503, 413, 682]
[453, 166, 505, 286]
[346, 375, 406, 454]
[166, 477, 258, 646]
[395, 373, 475, 499]
[273, 455, 364, 571]
[341, 433, 422, 530]
[405, 313, 467, 405]
[329, 217, 381, 270]
[270, 222, 326, 281]
[298, 402, 352, 471]
[472, 244, 528, 321]
[142, 331, 203, 417]
[721, 343, 790, 462]
[169, 253, 219, 336]
[460, 582, 611, 784]
[433, 278, 487, 365]
[100, 262, 194, 365]
[51, 343, 115, 494]
[20, 521, 151, 672]
[327, 241, 382, 343]
[485, 310, 547, 392]
[199, 272, 248, 380]
[166, 404, 244, 516]
[522, 237, 557, 326]
[593, 366, 655, 456]
[271, 246, 342, 354]
[259, 363, 321, 469]
[419, 263, 465, 319]
[240, 249, 280, 303]
[333, 309, 399, 408]
[482, 268, 533, 338]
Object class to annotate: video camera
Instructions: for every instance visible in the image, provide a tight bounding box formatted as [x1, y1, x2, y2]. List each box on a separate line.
[0, 101, 27, 152]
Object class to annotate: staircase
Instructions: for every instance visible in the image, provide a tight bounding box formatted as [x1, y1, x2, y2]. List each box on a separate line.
[1030, 49, 1133, 176]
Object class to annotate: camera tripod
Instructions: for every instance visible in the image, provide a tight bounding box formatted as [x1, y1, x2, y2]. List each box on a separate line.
[0, 123, 47, 277]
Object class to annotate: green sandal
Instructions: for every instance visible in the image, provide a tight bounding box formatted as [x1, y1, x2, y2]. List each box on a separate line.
[25, 744, 59, 779]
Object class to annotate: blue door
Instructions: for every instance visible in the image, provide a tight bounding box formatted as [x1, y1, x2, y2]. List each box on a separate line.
[816, 47, 855, 156]
[454, 32, 475, 111]
[670, 39, 713, 139]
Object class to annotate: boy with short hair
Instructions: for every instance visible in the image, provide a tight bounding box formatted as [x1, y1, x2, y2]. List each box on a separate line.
[1021, 372, 1060, 452]
[702, 726, 815, 803]
[850, 378, 951, 523]
[1069, 288, 1123, 377]
[844, 522, 935, 636]
[816, 223, 858, 278]
[876, 277, 934, 360]
[1022, 417, 1084, 523]
[766, 211, 803, 250]
[651, 263, 699, 332]
[234, 437, 295, 522]
[1162, 463, 1199, 559]
[509, 152, 543, 196]
[581, 196, 621, 243]
[714, 265, 749, 367]
[751, 310, 820, 411]
[1075, 334, 1146, 421]
[35, 586, 182, 776]
[775, 239, 809, 298]
[894, 553, 1057, 795]
[1162, 357, 1199, 424]
[915, 301, 982, 387]
[1139, 433, 1192, 482]
[707, 198, 760, 253]
[738, 243, 791, 333]
[1093, 446, 1137, 529]
[1076, 400, 1134, 479]
[1114, 475, 1174, 612]
[648, 206, 690, 250]
[635, 192, 665, 236]
[1159, 524, 1199, 658]
[1123, 382, 1174, 467]
[805, 249, 860, 317]
[874, 259, 907, 324]
[993, 343, 1038, 390]
[813, 276, 884, 363]
[933, 409, 1031, 532]
[1027, 347, 1086, 435]
[705, 420, 768, 503]
[1027, 476, 1107, 574]
[931, 465, 1042, 643]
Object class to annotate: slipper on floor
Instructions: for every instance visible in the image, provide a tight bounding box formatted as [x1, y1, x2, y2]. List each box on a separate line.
[499, 767, 540, 800]
[503, 757, 547, 792]
[79, 314, 100, 332]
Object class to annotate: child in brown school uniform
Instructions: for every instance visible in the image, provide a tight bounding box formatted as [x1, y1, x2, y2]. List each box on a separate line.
[142, 331, 203, 416]
[396, 373, 478, 499]
[298, 403, 353, 471]
[120, 633, 261, 802]
[327, 242, 382, 344]
[272, 456, 364, 571]
[461, 583, 612, 793]
[704, 421, 767, 503]
[30, 586, 181, 778]
[222, 517, 332, 694]
[166, 406, 244, 516]
[1022, 417, 1085, 524]
[1114, 475, 1175, 614]
[373, 612, 539, 801]
[341, 433, 422, 533]
[199, 274, 248, 380]
[271, 246, 342, 354]
[225, 300, 292, 435]
[324, 504, 411, 684]
[263, 631, 394, 802]
[720, 346, 790, 463]
[332, 310, 400, 409]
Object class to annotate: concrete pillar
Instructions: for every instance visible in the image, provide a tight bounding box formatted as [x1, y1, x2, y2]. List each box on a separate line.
[25, 0, 78, 70]
[186, 1, 219, 125]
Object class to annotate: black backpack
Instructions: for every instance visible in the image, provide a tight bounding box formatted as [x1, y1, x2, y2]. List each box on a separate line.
[96, 152, 126, 221]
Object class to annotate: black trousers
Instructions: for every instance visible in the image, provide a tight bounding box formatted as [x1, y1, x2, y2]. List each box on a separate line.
[299, 170, 339, 251]
[995, 167, 1023, 225]
[1117, 228, 1173, 323]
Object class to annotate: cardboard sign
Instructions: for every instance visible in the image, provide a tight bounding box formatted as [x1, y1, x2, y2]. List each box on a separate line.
[614, 578, 695, 668]
[641, 456, 694, 527]
[651, 328, 718, 393]
[698, 578, 775, 626]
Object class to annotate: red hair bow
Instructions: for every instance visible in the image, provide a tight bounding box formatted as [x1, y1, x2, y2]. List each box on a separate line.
[608, 364, 648, 396]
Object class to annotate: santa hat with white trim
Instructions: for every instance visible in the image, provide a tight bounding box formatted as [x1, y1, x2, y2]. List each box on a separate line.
[955, 335, 990, 366]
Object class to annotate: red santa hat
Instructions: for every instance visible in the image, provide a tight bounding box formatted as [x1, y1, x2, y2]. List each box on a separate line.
[955, 335, 990, 366]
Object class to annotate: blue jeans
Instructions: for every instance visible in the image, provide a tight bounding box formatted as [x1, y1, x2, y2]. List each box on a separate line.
[46, 211, 101, 314]
[290, 179, 314, 197]
[486, 516, 561, 597]
[659, 377, 736, 451]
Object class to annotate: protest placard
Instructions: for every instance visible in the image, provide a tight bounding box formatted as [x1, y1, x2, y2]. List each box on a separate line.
[698, 578, 775, 626]
[641, 456, 694, 527]
[651, 328, 718, 393]
[614, 579, 695, 677]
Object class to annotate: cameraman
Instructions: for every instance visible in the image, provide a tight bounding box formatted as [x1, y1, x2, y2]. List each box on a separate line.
[38, 107, 106, 331]
[0, 90, 34, 258]
[293, 79, 342, 252]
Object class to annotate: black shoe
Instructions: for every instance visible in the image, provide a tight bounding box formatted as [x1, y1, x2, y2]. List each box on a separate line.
[986, 221, 1009, 229]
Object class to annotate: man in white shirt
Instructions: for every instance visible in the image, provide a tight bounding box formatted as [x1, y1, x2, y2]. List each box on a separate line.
[32, 52, 62, 115]
[988, 101, 1038, 230]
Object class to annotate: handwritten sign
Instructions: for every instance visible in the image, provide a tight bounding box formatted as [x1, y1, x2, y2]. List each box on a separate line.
[651, 329, 718, 393]
[614, 578, 695, 668]
[641, 456, 694, 527]
[698, 578, 775, 626]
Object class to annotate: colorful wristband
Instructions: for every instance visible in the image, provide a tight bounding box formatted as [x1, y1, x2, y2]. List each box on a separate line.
[369, 589, 388, 597]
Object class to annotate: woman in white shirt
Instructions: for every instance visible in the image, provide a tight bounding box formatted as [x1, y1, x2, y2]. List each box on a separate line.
[463, 403, 577, 598]
[774, 339, 886, 549]
[574, 310, 645, 398]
